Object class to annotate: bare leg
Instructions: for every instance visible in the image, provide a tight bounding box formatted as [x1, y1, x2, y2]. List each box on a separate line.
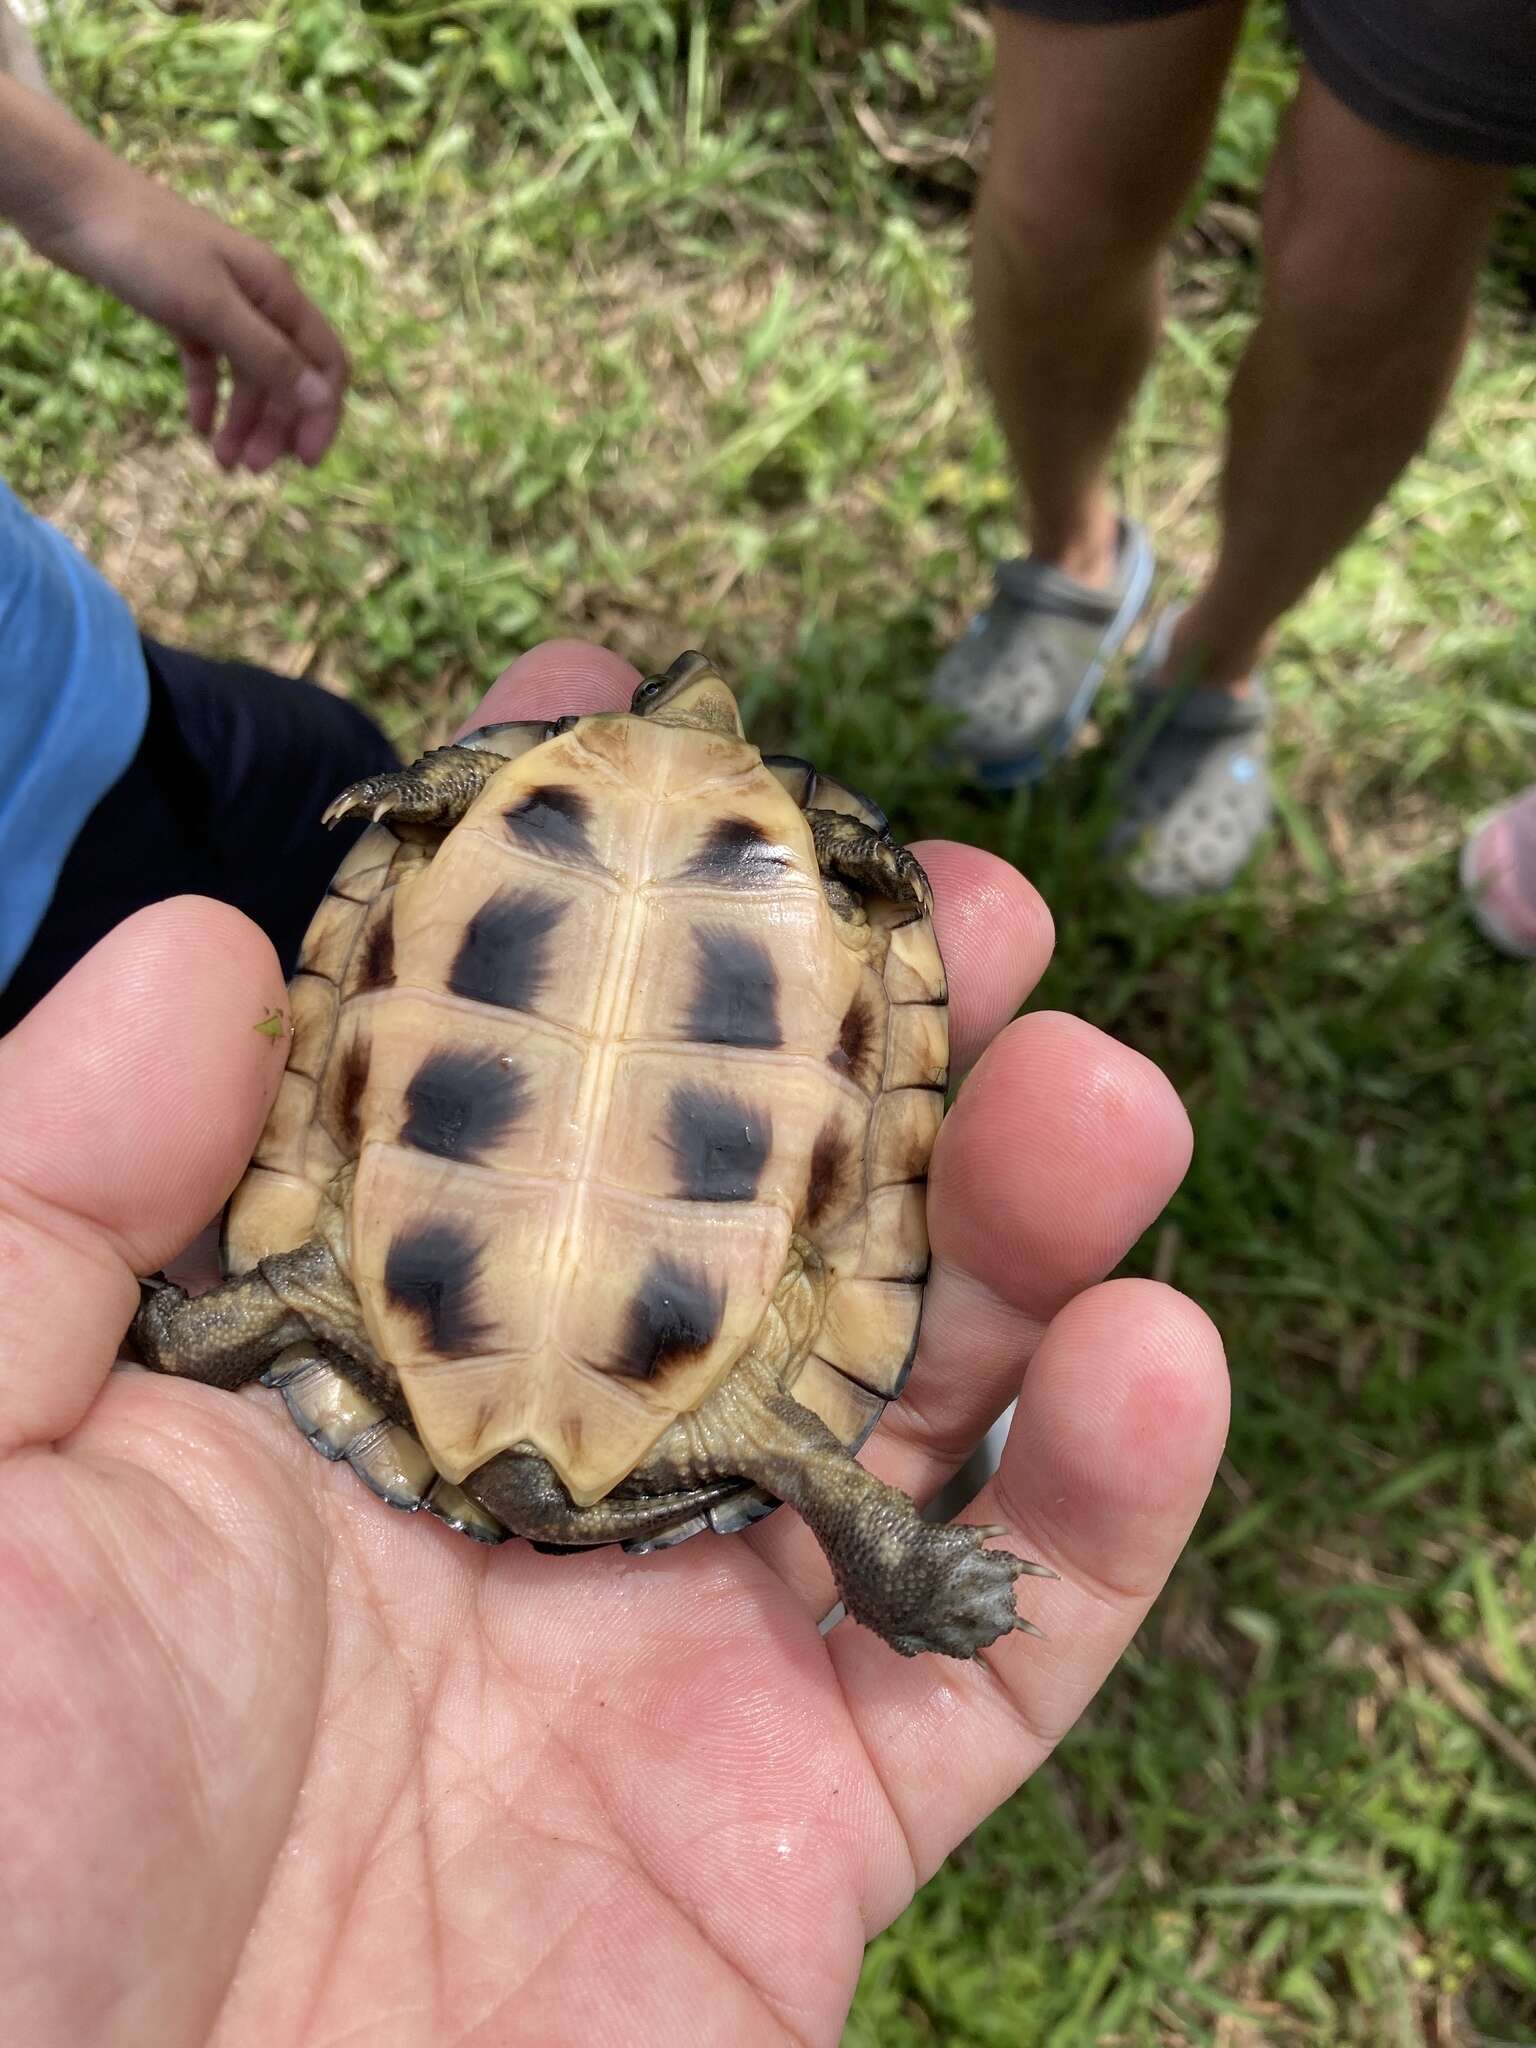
[975, 5, 1244, 584]
[1161, 70, 1516, 692]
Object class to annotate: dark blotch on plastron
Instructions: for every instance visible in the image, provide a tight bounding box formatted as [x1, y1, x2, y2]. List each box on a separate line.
[504, 786, 601, 869]
[805, 1119, 850, 1225]
[666, 1085, 772, 1202]
[354, 908, 396, 993]
[384, 1221, 489, 1354]
[447, 888, 566, 1012]
[400, 1047, 527, 1163]
[610, 1257, 725, 1379]
[687, 925, 782, 1049]
[332, 1031, 372, 1151]
[682, 817, 791, 889]
[830, 993, 873, 1082]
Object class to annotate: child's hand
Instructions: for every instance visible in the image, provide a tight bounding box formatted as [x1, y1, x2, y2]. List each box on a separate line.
[42, 170, 349, 473]
[0, 75, 347, 472]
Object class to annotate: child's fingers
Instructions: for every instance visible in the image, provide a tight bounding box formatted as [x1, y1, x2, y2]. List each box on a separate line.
[212, 381, 263, 472]
[222, 235, 349, 406]
[179, 341, 219, 438]
[238, 392, 298, 478]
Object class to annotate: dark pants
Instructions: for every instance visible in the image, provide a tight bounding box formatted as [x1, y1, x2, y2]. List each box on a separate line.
[0, 641, 398, 1034]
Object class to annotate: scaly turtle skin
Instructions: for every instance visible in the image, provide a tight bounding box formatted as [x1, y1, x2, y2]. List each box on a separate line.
[131, 654, 1047, 1657]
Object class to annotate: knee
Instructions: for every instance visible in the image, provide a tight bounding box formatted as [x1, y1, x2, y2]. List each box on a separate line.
[978, 148, 1174, 296]
[1259, 157, 1473, 359]
[978, 107, 1187, 294]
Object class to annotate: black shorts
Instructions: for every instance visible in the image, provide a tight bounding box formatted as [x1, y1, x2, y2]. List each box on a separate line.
[0, 641, 398, 1033]
[995, 1, 1536, 165]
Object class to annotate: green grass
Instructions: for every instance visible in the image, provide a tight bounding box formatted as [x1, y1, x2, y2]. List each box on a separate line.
[6, 3, 1536, 2040]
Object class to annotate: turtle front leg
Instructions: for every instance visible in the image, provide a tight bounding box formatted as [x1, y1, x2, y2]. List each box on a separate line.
[805, 809, 933, 920]
[684, 1360, 1048, 1658]
[322, 744, 506, 831]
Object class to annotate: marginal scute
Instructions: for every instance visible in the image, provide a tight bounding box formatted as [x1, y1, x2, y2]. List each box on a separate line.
[885, 1000, 949, 1092]
[883, 915, 948, 1006]
[325, 821, 401, 902]
[816, 1278, 923, 1396]
[298, 888, 369, 979]
[789, 1353, 885, 1448]
[858, 1181, 930, 1281]
[252, 1067, 321, 1171]
[869, 1086, 945, 1190]
[284, 971, 338, 1082]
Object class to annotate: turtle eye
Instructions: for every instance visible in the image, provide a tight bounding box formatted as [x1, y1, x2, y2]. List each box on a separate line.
[634, 677, 667, 707]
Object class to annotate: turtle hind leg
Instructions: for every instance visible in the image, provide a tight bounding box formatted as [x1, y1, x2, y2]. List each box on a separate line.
[130, 1236, 358, 1392]
[130, 1270, 312, 1390]
[689, 1360, 1043, 1659]
[805, 809, 933, 920]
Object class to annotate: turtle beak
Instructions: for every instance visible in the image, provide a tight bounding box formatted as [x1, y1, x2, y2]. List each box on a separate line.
[633, 651, 745, 736]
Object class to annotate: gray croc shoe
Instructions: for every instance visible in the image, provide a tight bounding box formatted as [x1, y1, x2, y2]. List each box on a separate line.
[930, 517, 1155, 789]
[1109, 608, 1272, 900]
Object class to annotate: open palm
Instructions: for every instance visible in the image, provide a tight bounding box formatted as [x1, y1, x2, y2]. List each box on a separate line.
[0, 643, 1227, 2048]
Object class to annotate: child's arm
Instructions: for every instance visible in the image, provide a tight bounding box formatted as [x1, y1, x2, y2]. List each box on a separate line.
[0, 74, 348, 472]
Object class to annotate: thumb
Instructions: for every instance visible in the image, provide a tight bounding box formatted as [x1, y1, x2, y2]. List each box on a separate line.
[0, 898, 286, 1458]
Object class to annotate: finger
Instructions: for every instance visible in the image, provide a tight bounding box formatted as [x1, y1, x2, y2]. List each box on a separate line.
[212, 379, 262, 472]
[0, 899, 286, 1457]
[292, 388, 343, 467]
[179, 340, 219, 438]
[222, 235, 349, 402]
[236, 390, 299, 478]
[745, 1011, 1191, 1606]
[834, 1278, 1227, 1919]
[907, 841, 1050, 1073]
[455, 637, 641, 734]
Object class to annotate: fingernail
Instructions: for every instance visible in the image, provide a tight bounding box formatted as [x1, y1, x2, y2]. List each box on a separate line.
[296, 369, 330, 409]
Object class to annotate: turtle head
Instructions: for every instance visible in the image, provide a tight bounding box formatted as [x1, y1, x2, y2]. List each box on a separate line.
[630, 651, 743, 736]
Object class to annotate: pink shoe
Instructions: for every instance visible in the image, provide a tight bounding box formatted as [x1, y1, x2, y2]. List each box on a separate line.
[1462, 784, 1536, 959]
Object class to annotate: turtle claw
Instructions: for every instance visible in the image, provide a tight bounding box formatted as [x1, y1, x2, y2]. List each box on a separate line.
[322, 748, 502, 833]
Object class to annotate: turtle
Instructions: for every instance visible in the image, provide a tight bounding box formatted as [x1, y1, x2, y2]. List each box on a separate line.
[130, 652, 1047, 1658]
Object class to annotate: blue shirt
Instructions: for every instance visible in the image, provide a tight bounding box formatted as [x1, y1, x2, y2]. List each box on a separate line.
[0, 479, 149, 990]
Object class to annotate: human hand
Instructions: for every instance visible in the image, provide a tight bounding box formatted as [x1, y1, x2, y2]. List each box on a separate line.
[1, 77, 346, 473]
[0, 640, 1227, 2048]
